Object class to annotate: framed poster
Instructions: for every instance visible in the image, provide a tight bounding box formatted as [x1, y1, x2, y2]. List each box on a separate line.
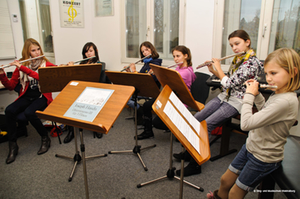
[95, 0, 114, 17]
[59, 0, 84, 28]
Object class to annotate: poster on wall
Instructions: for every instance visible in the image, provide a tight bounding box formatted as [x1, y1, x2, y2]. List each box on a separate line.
[59, 0, 84, 28]
[95, 0, 114, 17]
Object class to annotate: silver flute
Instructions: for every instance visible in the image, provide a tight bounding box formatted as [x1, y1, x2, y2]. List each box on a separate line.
[0, 55, 45, 69]
[196, 51, 245, 69]
[167, 62, 183, 68]
[120, 54, 152, 72]
[73, 56, 96, 64]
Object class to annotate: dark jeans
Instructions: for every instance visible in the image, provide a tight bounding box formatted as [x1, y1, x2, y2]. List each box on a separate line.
[5, 95, 48, 142]
[144, 98, 168, 130]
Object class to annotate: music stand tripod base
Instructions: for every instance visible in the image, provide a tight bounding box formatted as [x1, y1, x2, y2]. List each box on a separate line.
[108, 90, 156, 171]
[137, 134, 203, 193]
[55, 128, 107, 181]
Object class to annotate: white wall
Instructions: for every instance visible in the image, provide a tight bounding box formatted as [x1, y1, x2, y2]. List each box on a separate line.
[49, 1, 93, 65]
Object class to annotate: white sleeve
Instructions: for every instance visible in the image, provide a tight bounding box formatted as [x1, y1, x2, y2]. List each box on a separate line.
[220, 76, 229, 87]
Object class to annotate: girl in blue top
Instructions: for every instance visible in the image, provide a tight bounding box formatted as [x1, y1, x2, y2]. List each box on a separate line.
[124, 41, 162, 125]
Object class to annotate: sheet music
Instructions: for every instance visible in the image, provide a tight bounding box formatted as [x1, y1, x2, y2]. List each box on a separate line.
[64, 87, 114, 122]
[169, 92, 200, 134]
[163, 100, 200, 154]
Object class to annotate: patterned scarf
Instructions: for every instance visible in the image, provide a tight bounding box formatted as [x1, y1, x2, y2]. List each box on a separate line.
[19, 59, 45, 92]
[225, 49, 256, 100]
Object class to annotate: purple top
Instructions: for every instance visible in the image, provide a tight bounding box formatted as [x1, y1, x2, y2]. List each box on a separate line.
[175, 66, 196, 91]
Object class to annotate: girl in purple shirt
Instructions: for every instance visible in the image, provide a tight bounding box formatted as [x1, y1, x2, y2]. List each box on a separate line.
[137, 45, 196, 140]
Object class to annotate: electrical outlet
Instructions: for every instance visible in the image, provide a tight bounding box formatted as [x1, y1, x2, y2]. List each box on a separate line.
[0, 106, 4, 112]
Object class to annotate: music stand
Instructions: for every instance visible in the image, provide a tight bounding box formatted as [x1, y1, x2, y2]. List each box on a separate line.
[149, 64, 204, 111]
[39, 63, 106, 179]
[137, 85, 210, 198]
[36, 80, 134, 199]
[38, 63, 103, 93]
[105, 71, 160, 171]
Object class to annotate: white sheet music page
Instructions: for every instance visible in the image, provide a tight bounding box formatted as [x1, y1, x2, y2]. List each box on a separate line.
[163, 97, 200, 155]
[169, 92, 200, 133]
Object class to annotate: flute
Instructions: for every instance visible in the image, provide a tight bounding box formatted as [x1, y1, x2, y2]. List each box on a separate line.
[243, 82, 278, 89]
[196, 51, 245, 69]
[167, 62, 183, 68]
[73, 56, 96, 64]
[0, 55, 45, 69]
[260, 84, 277, 89]
[120, 54, 152, 72]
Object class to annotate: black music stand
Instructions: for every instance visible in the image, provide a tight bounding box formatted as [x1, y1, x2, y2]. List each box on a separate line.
[137, 85, 210, 198]
[105, 71, 160, 171]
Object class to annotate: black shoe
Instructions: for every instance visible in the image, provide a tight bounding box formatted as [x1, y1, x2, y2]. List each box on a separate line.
[134, 130, 154, 140]
[176, 163, 201, 177]
[94, 131, 103, 139]
[173, 150, 191, 161]
[6, 141, 19, 164]
[63, 128, 74, 143]
[37, 136, 51, 155]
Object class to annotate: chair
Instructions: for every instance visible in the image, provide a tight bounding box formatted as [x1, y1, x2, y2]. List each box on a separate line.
[190, 72, 211, 105]
[99, 62, 111, 84]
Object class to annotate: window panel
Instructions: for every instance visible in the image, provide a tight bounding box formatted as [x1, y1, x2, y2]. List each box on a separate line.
[154, 0, 164, 54]
[268, 0, 300, 54]
[126, 0, 147, 58]
[123, 0, 180, 61]
[222, 0, 261, 64]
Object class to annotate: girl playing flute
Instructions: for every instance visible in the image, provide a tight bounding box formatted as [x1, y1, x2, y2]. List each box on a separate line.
[124, 41, 162, 126]
[207, 48, 300, 198]
[0, 38, 55, 164]
[173, 30, 264, 176]
[63, 42, 106, 143]
[138, 45, 196, 140]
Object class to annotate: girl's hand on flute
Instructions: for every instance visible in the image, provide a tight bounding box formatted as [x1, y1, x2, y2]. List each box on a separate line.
[67, 61, 74, 66]
[124, 63, 136, 72]
[10, 60, 21, 69]
[148, 69, 154, 75]
[245, 79, 260, 96]
[0, 67, 4, 74]
[211, 58, 221, 70]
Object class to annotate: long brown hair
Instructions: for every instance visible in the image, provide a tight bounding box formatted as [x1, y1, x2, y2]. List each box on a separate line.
[172, 45, 193, 67]
[20, 38, 49, 66]
[139, 41, 159, 60]
[81, 42, 100, 64]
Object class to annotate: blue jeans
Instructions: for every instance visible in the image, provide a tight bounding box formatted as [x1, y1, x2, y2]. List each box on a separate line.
[194, 97, 239, 138]
[5, 95, 48, 142]
[229, 144, 282, 191]
[127, 97, 140, 109]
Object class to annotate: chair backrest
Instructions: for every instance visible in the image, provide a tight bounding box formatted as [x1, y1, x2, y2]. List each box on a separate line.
[191, 72, 211, 104]
[99, 62, 111, 84]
